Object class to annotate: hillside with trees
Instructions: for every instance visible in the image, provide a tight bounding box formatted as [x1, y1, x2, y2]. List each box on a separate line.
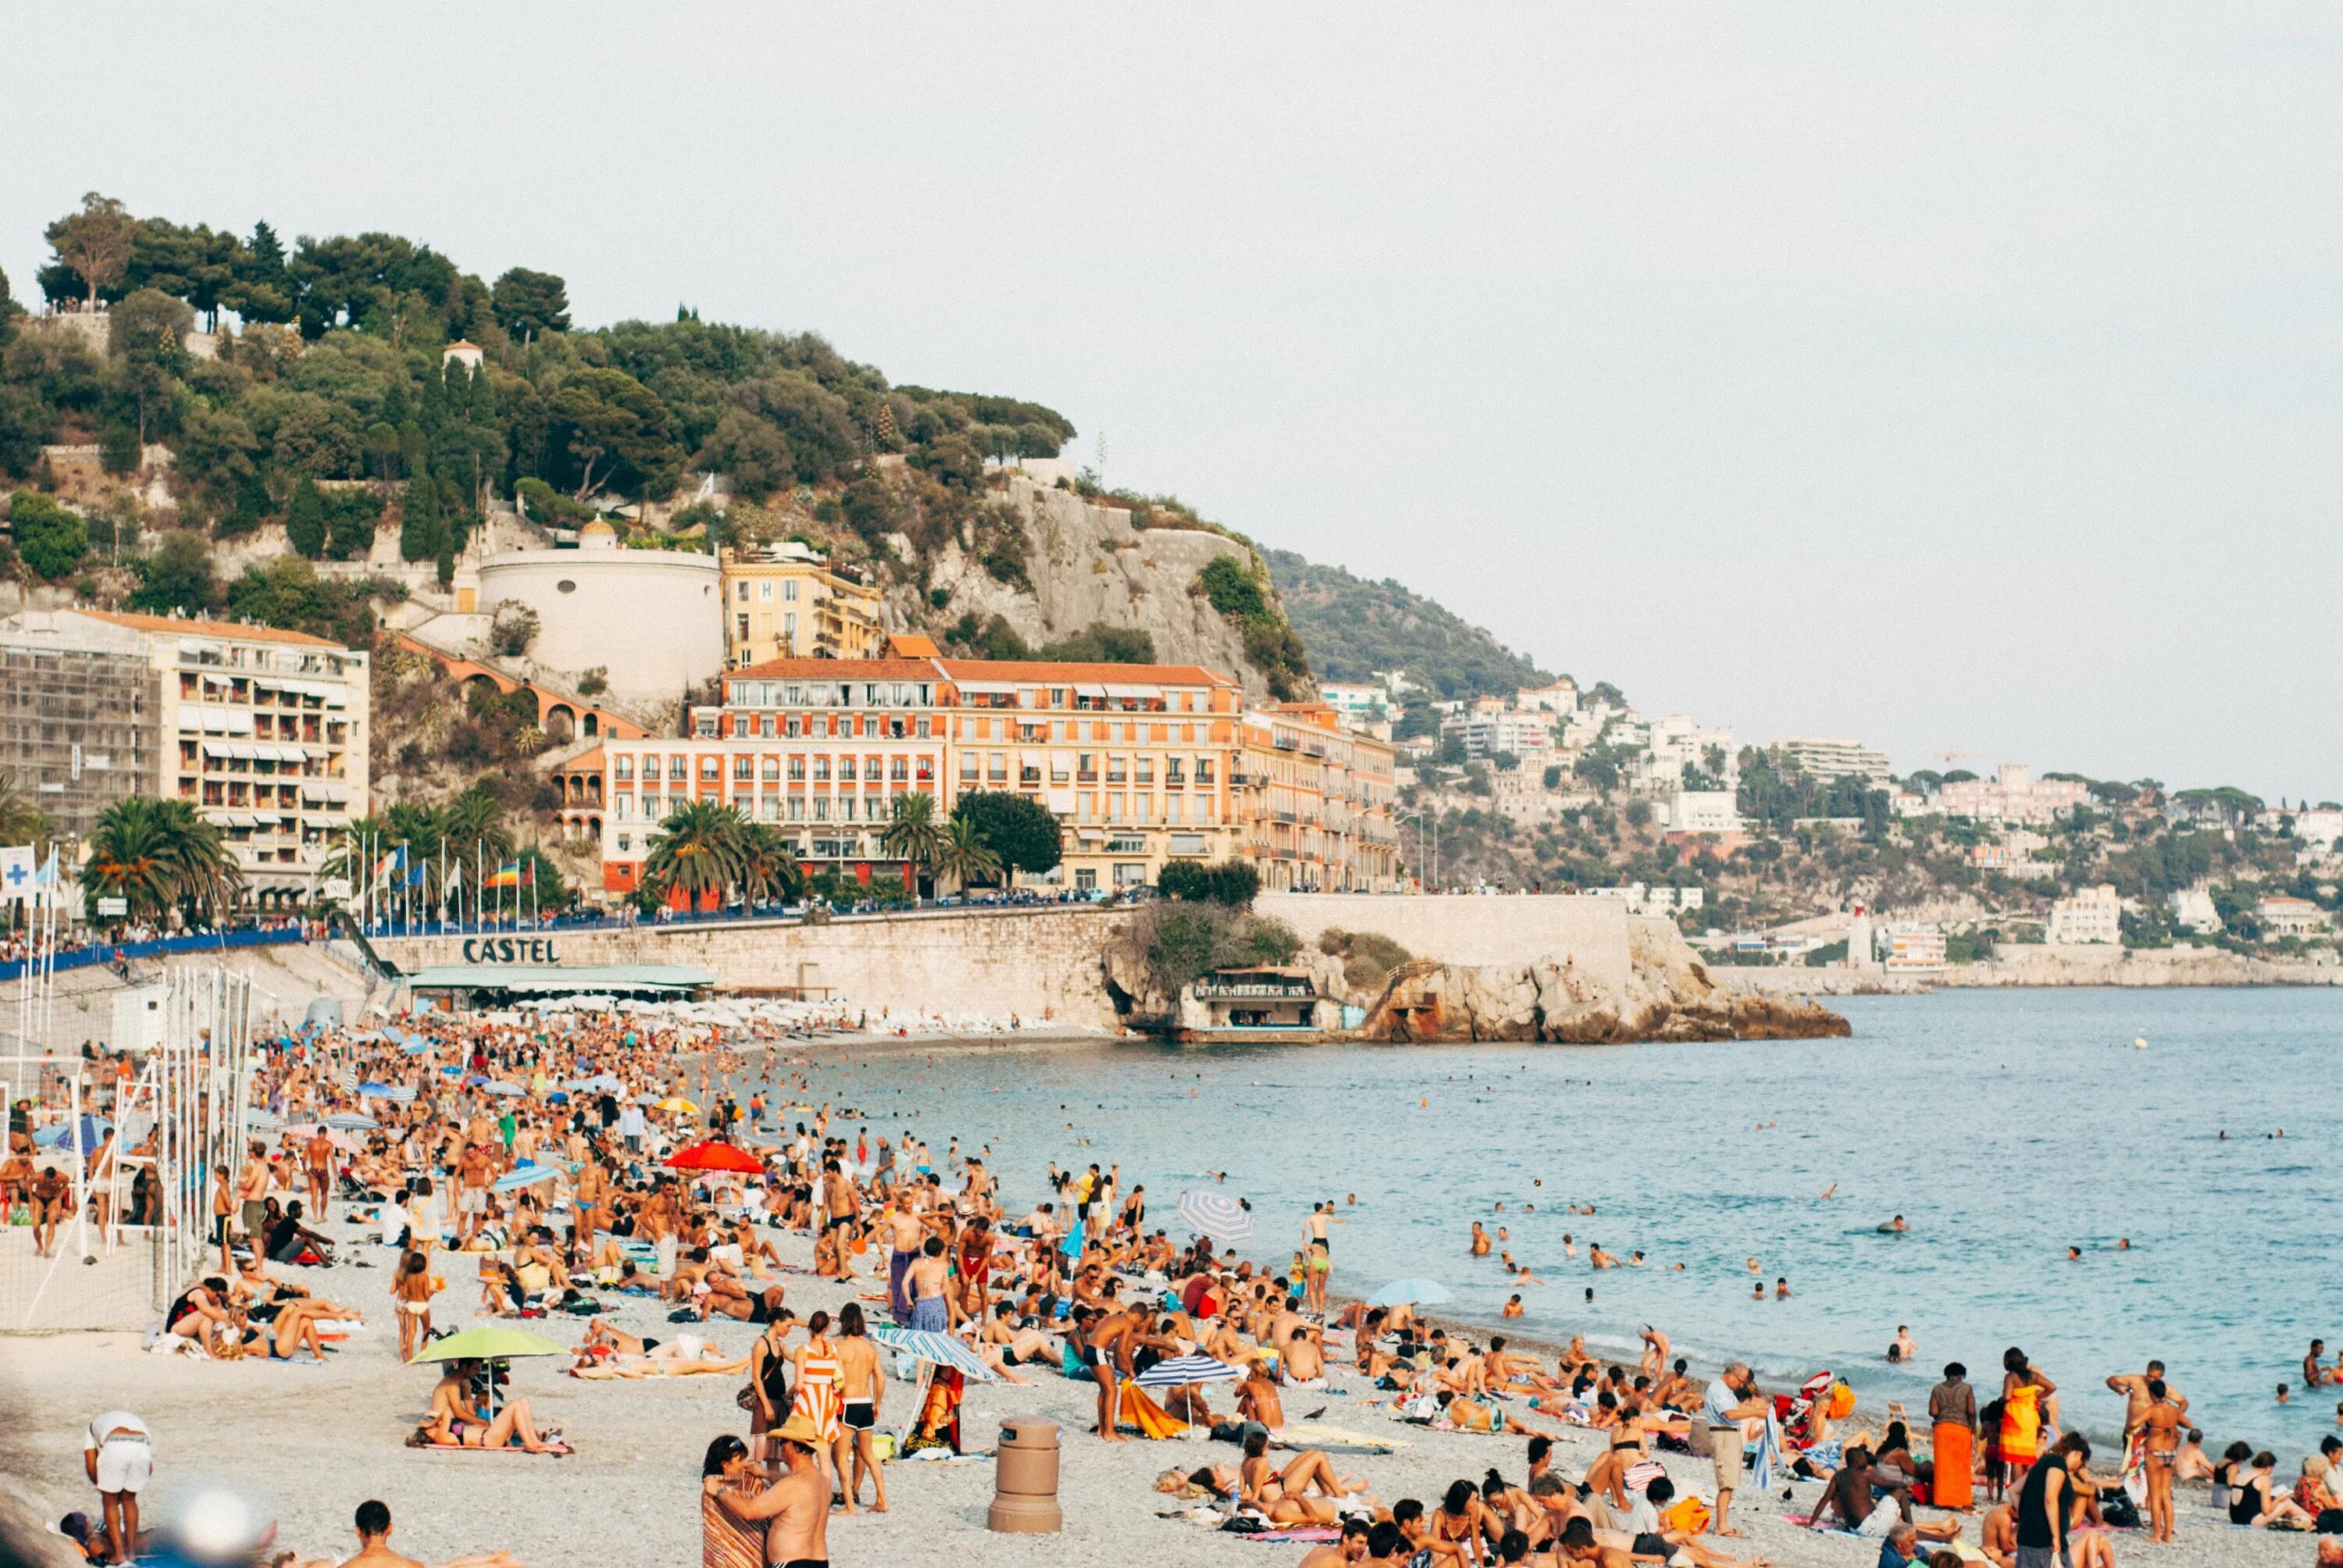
[1263, 547, 1554, 700]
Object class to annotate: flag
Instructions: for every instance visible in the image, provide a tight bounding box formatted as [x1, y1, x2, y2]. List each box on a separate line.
[373, 845, 406, 878]
[486, 860, 534, 889]
[405, 860, 427, 888]
[0, 845, 34, 903]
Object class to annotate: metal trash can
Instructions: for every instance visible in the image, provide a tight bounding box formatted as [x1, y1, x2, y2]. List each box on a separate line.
[989, 1417, 1062, 1534]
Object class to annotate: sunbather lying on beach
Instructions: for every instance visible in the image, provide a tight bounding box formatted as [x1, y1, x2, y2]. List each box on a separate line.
[418, 1361, 570, 1454]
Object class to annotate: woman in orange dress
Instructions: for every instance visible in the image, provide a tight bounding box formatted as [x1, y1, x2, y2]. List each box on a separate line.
[1999, 1346, 2051, 1488]
[1928, 1361, 1977, 1509]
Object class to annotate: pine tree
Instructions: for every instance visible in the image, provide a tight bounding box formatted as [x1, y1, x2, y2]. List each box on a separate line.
[285, 476, 326, 558]
[469, 362, 497, 426]
[876, 400, 900, 451]
[400, 472, 443, 563]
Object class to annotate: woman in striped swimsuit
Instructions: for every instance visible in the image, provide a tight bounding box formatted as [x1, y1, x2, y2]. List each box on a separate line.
[790, 1311, 844, 1498]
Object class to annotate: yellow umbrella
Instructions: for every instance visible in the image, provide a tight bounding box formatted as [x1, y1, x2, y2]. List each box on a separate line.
[655, 1096, 699, 1114]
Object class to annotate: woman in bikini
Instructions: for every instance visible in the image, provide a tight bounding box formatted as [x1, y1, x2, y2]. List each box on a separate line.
[421, 1360, 568, 1453]
[394, 1249, 436, 1361]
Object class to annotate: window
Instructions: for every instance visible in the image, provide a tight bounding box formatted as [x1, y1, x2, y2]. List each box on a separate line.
[787, 756, 806, 781]
[1171, 832, 1205, 856]
[814, 796, 830, 821]
[890, 756, 908, 782]
[838, 755, 857, 781]
[669, 756, 688, 781]
[839, 796, 856, 821]
[736, 581, 750, 602]
[557, 579, 577, 594]
[759, 581, 773, 602]
[1074, 867, 1097, 890]
[1114, 863, 1146, 887]
[813, 755, 830, 782]
[1136, 757, 1154, 784]
[783, 611, 796, 640]
[616, 756, 635, 781]
[1108, 833, 1145, 853]
[617, 832, 630, 851]
[701, 756, 720, 780]
[758, 796, 777, 821]
[736, 615, 750, 640]
[616, 796, 633, 820]
[1078, 753, 1097, 782]
[733, 755, 752, 780]
[761, 756, 779, 780]
[759, 715, 775, 738]
[783, 579, 799, 602]
[960, 753, 978, 780]
[786, 797, 804, 820]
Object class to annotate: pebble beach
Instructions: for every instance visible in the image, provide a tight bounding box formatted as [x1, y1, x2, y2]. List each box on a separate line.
[0, 1156, 2320, 1568]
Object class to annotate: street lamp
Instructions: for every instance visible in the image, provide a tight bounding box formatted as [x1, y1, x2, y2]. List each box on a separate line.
[1395, 810, 1438, 891]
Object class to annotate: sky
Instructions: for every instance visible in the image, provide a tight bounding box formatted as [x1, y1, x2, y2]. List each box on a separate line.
[6, 5, 2338, 799]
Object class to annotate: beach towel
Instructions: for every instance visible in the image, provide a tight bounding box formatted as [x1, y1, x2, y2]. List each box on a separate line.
[1239, 1527, 1343, 1544]
[1749, 1409, 1786, 1494]
[1117, 1378, 1193, 1439]
[904, 1367, 964, 1454]
[702, 1481, 765, 1568]
[1932, 1418, 1974, 1509]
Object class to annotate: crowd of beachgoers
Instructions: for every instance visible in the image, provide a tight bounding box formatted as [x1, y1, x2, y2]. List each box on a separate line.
[11, 997, 2343, 1568]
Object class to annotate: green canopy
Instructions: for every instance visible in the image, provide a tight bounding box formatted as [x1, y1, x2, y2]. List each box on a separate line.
[411, 1324, 569, 1364]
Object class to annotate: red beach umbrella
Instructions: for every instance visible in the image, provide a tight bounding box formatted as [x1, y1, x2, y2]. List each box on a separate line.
[665, 1139, 765, 1174]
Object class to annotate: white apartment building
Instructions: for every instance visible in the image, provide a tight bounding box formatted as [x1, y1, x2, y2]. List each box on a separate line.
[1934, 764, 2090, 825]
[2046, 883, 2122, 944]
[1586, 883, 1705, 914]
[1885, 925, 1949, 971]
[1667, 790, 1743, 835]
[2256, 896, 2327, 938]
[2284, 809, 2343, 851]
[1778, 738, 1892, 782]
[26, 610, 371, 907]
[1318, 682, 1386, 718]
[2167, 887, 2222, 935]
[1515, 679, 1578, 715]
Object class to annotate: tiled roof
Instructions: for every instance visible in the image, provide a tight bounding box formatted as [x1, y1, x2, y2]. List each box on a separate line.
[77, 609, 345, 649]
[933, 658, 1236, 686]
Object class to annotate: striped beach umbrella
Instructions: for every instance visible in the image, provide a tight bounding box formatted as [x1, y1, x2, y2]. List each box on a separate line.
[1175, 1190, 1254, 1243]
[868, 1324, 996, 1381]
[1366, 1278, 1450, 1307]
[323, 1112, 378, 1131]
[1135, 1353, 1243, 1390]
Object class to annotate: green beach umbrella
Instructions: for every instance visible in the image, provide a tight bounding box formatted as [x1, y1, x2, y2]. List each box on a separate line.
[412, 1324, 569, 1363]
[412, 1324, 569, 1420]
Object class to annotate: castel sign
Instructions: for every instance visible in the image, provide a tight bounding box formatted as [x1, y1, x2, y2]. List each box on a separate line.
[460, 937, 560, 964]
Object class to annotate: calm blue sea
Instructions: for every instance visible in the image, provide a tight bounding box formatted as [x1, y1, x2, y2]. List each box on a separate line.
[736, 987, 2343, 1454]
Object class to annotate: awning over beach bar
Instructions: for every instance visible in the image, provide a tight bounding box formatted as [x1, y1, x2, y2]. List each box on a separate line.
[402, 964, 717, 1009]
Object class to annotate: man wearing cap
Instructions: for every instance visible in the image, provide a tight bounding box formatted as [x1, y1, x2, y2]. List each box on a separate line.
[83, 1408, 149, 1565]
[714, 1410, 829, 1567]
[1702, 1362, 1767, 1538]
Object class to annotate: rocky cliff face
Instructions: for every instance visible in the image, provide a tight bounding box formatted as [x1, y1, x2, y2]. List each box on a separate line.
[1353, 923, 1850, 1045]
[904, 474, 1284, 697]
[1103, 910, 1849, 1044]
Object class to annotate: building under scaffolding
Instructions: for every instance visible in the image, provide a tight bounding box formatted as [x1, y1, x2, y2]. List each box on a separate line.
[0, 612, 158, 840]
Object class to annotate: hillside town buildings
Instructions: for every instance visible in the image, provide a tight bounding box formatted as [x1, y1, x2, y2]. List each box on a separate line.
[1777, 737, 1892, 782]
[2045, 882, 2122, 944]
[1931, 764, 2090, 826]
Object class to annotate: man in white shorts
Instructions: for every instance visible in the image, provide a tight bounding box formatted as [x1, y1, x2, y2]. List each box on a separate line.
[83, 1408, 150, 1565]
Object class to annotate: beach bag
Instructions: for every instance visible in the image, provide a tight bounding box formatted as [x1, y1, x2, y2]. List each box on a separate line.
[2096, 1487, 2140, 1530]
[1660, 1497, 1711, 1535]
[1827, 1381, 1855, 1419]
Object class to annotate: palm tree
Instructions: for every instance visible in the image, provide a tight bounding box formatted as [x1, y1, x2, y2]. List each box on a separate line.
[644, 799, 747, 909]
[879, 792, 947, 893]
[85, 797, 177, 924]
[85, 797, 241, 926]
[0, 772, 55, 853]
[934, 814, 1003, 896]
[737, 823, 803, 909]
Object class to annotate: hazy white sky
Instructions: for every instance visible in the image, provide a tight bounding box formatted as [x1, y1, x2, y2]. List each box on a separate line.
[8, 5, 2338, 797]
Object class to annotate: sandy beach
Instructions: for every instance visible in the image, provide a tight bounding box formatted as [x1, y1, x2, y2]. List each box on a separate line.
[0, 1201, 2316, 1568]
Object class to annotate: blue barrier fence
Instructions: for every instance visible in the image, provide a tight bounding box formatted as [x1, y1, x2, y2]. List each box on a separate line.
[0, 926, 305, 984]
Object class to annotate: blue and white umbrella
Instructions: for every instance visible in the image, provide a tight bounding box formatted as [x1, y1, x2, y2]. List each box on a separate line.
[1135, 1352, 1243, 1390]
[869, 1324, 996, 1381]
[323, 1112, 378, 1131]
[494, 1163, 561, 1192]
[476, 1080, 526, 1097]
[35, 1115, 110, 1153]
[1366, 1278, 1451, 1307]
[358, 1082, 415, 1102]
[400, 1042, 432, 1056]
[1175, 1190, 1254, 1243]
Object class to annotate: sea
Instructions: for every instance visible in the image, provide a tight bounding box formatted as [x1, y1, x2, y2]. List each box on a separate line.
[726, 985, 2343, 1454]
